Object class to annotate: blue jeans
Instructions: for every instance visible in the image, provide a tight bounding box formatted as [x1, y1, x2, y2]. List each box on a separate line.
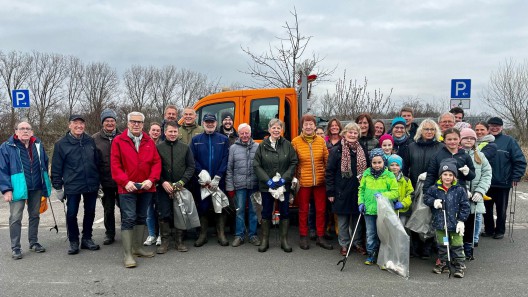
[364, 214, 379, 255]
[261, 191, 290, 221]
[66, 192, 98, 242]
[9, 190, 41, 250]
[146, 192, 158, 236]
[234, 189, 257, 237]
[474, 213, 482, 243]
[119, 192, 152, 230]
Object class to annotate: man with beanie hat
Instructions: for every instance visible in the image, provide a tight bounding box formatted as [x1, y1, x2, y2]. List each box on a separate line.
[218, 112, 238, 146]
[93, 109, 121, 245]
[484, 117, 527, 239]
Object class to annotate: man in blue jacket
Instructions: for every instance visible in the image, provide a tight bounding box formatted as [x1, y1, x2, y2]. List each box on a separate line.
[51, 115, 101, 254]
[484, 117, 527, 239]
[190, 113, 230, 247]
[0, 121, 50, 260]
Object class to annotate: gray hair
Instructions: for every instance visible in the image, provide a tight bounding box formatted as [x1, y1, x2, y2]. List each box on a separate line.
[14, 121, 31, 130]
[340, 122, 362, 138]
[127, 111, 145, 122]
[415, 118, 441, 142]
[268, 118, 284, 130]
[438, 112, 455, 124]
[238, 123, 251, 133]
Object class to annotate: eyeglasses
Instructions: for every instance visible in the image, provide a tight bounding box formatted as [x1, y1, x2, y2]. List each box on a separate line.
[129, 120, 144, 125]
[393, 126, 405, 130]
[423, 128, 435, 132]
[17, 127, 32, 131]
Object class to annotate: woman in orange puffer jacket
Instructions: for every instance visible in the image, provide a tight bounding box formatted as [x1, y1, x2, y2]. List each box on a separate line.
[292, 114, 332, 251]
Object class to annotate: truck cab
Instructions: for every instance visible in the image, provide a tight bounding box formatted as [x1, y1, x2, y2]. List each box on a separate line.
[193, 88, 299, 141]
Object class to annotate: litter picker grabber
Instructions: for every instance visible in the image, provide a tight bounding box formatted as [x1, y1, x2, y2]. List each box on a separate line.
[47, 198, 59, 233]
[442, 203, 453, 278]
[508, 185, 518, 243]
[337, 213, 362, 271]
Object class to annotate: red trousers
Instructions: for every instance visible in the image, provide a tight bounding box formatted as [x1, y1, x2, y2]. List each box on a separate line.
[297, 185, 326, 237]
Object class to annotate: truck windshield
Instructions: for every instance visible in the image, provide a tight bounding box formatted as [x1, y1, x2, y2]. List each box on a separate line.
[197, 102, 235, 125]
[250, 97, 279, 140]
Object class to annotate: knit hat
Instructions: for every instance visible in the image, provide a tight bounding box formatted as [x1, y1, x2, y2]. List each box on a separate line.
[391, 117, 406, 129]
[370, 148, 385, 160]
[379, 134, 394, 146]
[387, 154, 403, 169]
[487, 117, 503, 126]
[454, 122, 471, 131]
[438, 158, 458, 178]
[221, 112, 233, 122]
[460, 128, 477, 140]
[100, 109, 117, 124]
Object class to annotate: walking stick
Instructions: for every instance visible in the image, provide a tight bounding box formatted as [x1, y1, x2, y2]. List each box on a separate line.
[442, 203, 453, 278]
[508, 185, 518, 243]
[337, 213, 362, 271]
[47, 198, 59, 233]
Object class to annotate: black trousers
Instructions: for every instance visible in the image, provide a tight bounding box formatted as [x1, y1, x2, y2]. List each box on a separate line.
[484, 187, 510, 236]
[101, 187, 120, 238]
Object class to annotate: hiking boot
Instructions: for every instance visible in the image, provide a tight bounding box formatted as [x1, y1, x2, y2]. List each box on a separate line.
[12, 249, 23, 260]
[30, 243, 46, 253]
[299, 236, 310, 250]
[194, 216, 209, 247]
[103, 236, 115, 245]
[81, 238, 100, 251]
[316, 236, 333, 250]
[353, 244, 367, 255]
[432, 261, 448, 274]
[68, 241, 80, 255]
[232, 236, 244, 247]
[143, 235, 157, 246]
[258, 220, 270, 253]
[249, 235, 261, 246]
[309, 229, 317, 241]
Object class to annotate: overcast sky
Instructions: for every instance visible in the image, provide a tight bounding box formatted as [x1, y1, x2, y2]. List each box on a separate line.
[2, 0, 527, 114]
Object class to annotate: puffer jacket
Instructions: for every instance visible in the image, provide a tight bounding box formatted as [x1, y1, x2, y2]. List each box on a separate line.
[325, 142, 368, 215]
[404, 138, 443, 187]
[424, 180, 470, 231]
[395, 174, 413, 216]
[489, 133, 527, 188]
[291, 134, 328, 187]
[476, 134, 497, 165]
[358, 168, 399, 215]
[253, 137, 297, 192]
[225, 138, 259, 191]
[467, 148, 492, 214]
[93, 129, 121, 188]
[179, 122, 204, 145]
[423, 146, 476, 193]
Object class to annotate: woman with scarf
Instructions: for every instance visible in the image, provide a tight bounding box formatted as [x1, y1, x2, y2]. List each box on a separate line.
[292, 114, 332, 250]
[325, 122, 368, 256]
[390, 117, 412, 159]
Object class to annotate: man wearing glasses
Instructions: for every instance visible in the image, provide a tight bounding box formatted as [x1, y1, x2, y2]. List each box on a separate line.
[111, 111, 161, 268]
[1, 121, 51, 260]
[437, 112, 456, 135]
[51, 115, 101, 255]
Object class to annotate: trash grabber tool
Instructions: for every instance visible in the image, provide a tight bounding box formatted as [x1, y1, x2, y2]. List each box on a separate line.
[338, 213, 362, 271]
[47, 198, 59, 233]
[442, 203, 453, 278]
[508, 185, 517, 243]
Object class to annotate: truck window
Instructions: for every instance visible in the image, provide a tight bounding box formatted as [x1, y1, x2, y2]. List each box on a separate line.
[196, 102, 235, 125]
[250, 97, 279, 140]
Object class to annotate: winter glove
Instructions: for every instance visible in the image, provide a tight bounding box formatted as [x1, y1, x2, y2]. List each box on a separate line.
[472, 192, 483, 203]
[418, 172, 427, 181]
[54, 189, 65, 203]
[433, 199, 443, 209]
[210, 175, 221, 191]
[456, 221, 465, 236]
[173, 180, 185, 191]
[276, 178, 286, 187]
[458, 165, 470, 176]
[358, 203, 365, 214]
[394, 201, 404, 210]
[267, 179, 276, 189]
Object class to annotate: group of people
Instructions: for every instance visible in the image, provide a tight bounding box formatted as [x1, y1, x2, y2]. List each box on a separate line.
[1, 105, 526, 277]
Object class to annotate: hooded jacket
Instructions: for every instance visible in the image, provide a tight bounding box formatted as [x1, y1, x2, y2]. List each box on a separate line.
[424, 180, 470, 231]
[358, 168, 399, 215]
[395, 175, 413, 216]
[253, 137, 298, 192]
[225, 138, 259, 191]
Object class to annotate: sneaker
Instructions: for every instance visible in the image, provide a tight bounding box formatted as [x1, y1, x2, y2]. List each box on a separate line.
[453, 269, 465, 278]
[103, 237, 115, 245]
[493, 233, 504, 239]
[249, 236, 261, 246]
[68, 241, 80, 255]
[364, 256, 376, 265]
[156, 236, 162, 246]
[143, 236, 157, 246]
[432, 261, 448, 274]
[232, 236, 244, 247]
[30, 243, 46, 253]
[81, 238, 100, 251]
[12, 249, 23, 260]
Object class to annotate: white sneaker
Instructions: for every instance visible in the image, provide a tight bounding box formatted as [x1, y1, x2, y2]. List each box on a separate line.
[143, 236, 157, 246]
[155, 236, 162, 246]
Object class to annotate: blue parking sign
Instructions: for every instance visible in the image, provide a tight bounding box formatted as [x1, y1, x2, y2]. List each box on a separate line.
[451, 79, 471, 99]
[12, 90, 30, 108]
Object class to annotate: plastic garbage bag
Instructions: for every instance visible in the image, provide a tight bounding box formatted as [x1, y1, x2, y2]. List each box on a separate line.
[376, 193, 410, 279]
[173, 189, 201, 230]
[198, 170, 212, 200]
[251, 191, 263, 224]
[197, 170, 229, 213]
[405, 180, 435, 241]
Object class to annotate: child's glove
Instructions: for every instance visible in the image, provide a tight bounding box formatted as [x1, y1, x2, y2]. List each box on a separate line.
[472, 192, 483, 202]
[358, 203, 365, 214]
[394, 201, 404, 210]
[458, 165, 470, 176]
[456, 221, 465, 236]
[434, 199, 443, 209]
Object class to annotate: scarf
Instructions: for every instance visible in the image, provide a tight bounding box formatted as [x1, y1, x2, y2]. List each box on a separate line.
[393, 134, 408, 144]
[103, 129, 116, 140]
[301, 132, 315, 144]
[341, 138, 367, 179]
[127, 130, 143, 152]
[370, 167, 384, 179]
[395, 171, 403, 181]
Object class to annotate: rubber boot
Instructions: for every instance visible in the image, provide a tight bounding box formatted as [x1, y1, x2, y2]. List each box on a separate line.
[132, 225, 155, 258]
[279, 219, 292, 253]
[175, 229, 188, 252]
[122, 230, 136, 268]
[156, 222, 170, 254]
[216, 213, 229, 246]
[194, 216, 208, 247]
[258, 219, 270, 253]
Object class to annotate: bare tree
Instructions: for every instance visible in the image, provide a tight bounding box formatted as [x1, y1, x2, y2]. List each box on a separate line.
[394, 97, 444, 118]
[241, 8, 335, 93]
[123, 65, 155, 112]
[28, 52, 68, 133]
[150, 65, 179, 116]
[177, 68, 220, 108]
[64, 56, 85, 116]
[0, 50, 33, 131]
[483, 59, 528, 143]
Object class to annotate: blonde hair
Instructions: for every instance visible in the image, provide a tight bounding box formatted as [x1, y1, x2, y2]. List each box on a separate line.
[340, 122, 362, 138]
[414, 119, 441, 142]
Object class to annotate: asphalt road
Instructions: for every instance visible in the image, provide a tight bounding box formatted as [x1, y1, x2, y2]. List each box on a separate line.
[1, 184, 528, 296]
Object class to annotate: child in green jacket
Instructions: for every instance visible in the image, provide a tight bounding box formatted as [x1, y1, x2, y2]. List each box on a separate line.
[358, 149, 399, 265]
[387, 154, 413, 227]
